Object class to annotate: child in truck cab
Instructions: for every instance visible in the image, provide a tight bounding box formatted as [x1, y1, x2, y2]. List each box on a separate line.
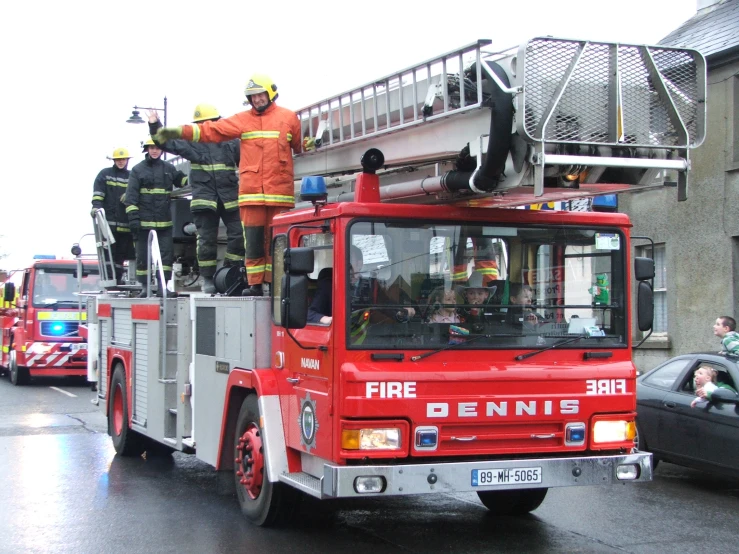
[427, 287, 461, 323]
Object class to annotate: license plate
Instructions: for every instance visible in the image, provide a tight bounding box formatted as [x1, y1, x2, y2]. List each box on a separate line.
[471, 467, 542, 487]
[71, 344, 87, 352]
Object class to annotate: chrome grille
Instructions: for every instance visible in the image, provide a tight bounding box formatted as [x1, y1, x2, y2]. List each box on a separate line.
[438, 421, 564, 453]
[521, 37, 704, 148]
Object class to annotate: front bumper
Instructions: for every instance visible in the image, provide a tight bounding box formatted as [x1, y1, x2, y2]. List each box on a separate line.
[318, 452, 651, 498]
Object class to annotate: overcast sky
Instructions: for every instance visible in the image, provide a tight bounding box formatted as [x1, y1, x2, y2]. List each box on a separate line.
[0, 0, 699, 270]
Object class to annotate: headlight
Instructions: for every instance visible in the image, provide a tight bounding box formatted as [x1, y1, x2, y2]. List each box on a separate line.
[592, 420, 636, 443]
[342, 428, 401, 450]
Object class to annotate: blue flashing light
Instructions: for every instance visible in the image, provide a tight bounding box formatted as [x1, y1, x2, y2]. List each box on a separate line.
[566, 424, 586, 445]
[592, 194, 618, 212]
[50, 323, 65, 335]
[33, 255, 57, 260]
[299, 176, 328, 203]
[416, 429, 438, 448]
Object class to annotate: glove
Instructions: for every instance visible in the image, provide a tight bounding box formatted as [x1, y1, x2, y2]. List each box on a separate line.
[90, 208, 98, 218]
[128, 217, 141, 234]
[303, 137, 316, 151]
[154, 126, 183, 143]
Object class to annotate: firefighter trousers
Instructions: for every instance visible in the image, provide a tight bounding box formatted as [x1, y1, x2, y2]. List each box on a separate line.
[111, 229, 135, 282]
[194, 205, 244, 279]
[240, 204, 289, 285]
[135, 228, 173, 285]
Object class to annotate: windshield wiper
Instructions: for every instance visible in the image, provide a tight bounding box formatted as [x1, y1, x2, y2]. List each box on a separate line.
[411, 333, 489, 362]
[515, 335, 585, 361]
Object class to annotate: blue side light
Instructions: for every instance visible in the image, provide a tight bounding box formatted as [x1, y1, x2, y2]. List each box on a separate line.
[300, 176, 328, 203]
[415, 428, 438, 449]
[33, 254, 57, 260]
[51, 323, 65, 335]
[565, 423, 586, 446]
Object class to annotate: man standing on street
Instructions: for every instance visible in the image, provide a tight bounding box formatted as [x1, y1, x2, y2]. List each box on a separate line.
[91, 147, 136, 284]
[125, 138, 188, 297]
[148, 106, 243, 294]
[154, 74, 303, 296]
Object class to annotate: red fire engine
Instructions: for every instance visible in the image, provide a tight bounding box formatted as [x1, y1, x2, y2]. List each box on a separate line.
[1, 257, 100, 385]
[89, 37, 705, 525]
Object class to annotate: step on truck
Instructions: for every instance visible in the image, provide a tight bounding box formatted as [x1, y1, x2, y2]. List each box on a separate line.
[89, 37, 705, 525]
[1, 256, 100, 385]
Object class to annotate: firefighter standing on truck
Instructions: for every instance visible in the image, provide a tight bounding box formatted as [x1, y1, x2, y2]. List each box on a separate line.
[148, 106, 244, 294]
[154, 74, 303, 296]
[91, 147, 136, 283]
[125, 138, 188, 297]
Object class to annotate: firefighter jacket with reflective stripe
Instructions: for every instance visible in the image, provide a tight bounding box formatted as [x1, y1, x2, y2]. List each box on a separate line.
[181, 102, 301, 207]
[92, 165, 130, 230]
[149, 120, 240, 212]
[125, 156, 188, 228]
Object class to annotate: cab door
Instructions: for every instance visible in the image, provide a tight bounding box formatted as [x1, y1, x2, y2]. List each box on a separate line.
[274, 232, 335, 462]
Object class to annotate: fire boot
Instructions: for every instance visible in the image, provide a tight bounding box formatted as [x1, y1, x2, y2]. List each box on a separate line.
[201, 277, 216, 294]
[156, 277, 176, 298]
[241, 284, 263, 297]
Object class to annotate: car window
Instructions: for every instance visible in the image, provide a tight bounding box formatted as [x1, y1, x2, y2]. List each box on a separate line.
[677, 360, 738, 394]
[643, 359, 690, 390]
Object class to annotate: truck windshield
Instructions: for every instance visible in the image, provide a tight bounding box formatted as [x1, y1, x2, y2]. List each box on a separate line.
[347, 220, 626, 350]
[32, 268, 100, 308]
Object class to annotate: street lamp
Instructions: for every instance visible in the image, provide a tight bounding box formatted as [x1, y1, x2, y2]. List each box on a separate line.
[127, 96, 167, 126]
[126, 96, 168, 159]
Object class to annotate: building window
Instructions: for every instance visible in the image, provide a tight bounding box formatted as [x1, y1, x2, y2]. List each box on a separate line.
[637, 243, 667, 334]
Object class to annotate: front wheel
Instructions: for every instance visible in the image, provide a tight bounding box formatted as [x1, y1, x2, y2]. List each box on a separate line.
[234, 394, 300, 526]
[477, 488, 548, 516]
[9, 351, 29, 386]
[109, 365, 145, 456]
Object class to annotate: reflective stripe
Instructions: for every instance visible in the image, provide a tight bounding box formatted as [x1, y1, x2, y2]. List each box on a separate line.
[246, 265, 265, 274]
[223, 200, 239, 210]
[224, 253, 244, 261]
[136, 270, 149, 276]
[105, 180, 128, 187]
[141, 188, 170, 195]
[199, 260, 217, 267]
[350, 310, 370, 344]
[141, 221, 173, 228]
[162, 265, 172, 271]
[266, 263, 272, 272]
[126, 206, 139, 213]
[241, 131, 280, 140]
[92, 195, 105, 201]
[451, 270, 467, 281]
[117, 226, 131, 233]
[190, 163, 237, 171]
[191, 199, 218, 209]
[192, 125, 201, 142]
[238, 193, 294, 204]
[286, 133, 292, 141]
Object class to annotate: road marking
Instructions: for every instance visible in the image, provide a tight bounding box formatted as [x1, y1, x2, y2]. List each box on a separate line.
[50, 387, 77, 398]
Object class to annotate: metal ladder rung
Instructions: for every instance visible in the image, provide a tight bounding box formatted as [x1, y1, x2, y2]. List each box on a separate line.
[168, 408, 177, 415]
[158, 378, 176, 384]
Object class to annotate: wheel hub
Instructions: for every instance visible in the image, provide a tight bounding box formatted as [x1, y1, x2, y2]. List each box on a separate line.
[113, 384, 124, 436]
[235, 423, 264, 499]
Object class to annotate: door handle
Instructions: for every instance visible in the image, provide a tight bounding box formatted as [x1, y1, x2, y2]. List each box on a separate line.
[663, 401, 677, 408]
[286, 377, 301, 385]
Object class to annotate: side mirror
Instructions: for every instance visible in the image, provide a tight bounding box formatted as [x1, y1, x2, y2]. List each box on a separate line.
[634, 257, 655, 281]
[710, 387, 739, 404]
[285, 247, 314, 275]
[3, 282, 16, 302]
[280, 274, 308, 329]
[637, 281, 653, 332]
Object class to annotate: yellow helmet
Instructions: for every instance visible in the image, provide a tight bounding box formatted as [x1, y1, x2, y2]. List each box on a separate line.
[193, 103, 220, 123]
[245, 74, 278, 102]
[141, 137, 156, 152]
[110, 147, 131, 160]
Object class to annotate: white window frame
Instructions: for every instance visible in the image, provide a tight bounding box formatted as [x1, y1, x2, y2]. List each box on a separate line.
[636, 243, 667, 337]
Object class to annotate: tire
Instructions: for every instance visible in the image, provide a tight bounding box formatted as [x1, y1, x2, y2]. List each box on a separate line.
[477, 488, 548, 516]
[635, 421, 660, 471]
[9, 351, 29, 386]
[234, 394, 300, 526]
[109, 365, 145, 456]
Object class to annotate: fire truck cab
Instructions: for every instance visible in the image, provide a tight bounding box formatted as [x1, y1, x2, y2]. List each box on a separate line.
[1, 257, 100, 385]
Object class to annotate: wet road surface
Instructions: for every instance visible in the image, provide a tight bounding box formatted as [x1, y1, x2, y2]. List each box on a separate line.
[1, 376, 739, 553]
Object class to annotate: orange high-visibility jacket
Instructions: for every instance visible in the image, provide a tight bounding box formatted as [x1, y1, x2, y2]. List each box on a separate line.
[181, 103, 302, 207]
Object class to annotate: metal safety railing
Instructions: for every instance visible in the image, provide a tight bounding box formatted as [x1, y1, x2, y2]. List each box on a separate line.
[297, 40, 492, 152]
[91, 209, 119, 288]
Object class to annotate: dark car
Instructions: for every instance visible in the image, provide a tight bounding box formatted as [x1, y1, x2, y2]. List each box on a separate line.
[636, 353, 739, 477]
